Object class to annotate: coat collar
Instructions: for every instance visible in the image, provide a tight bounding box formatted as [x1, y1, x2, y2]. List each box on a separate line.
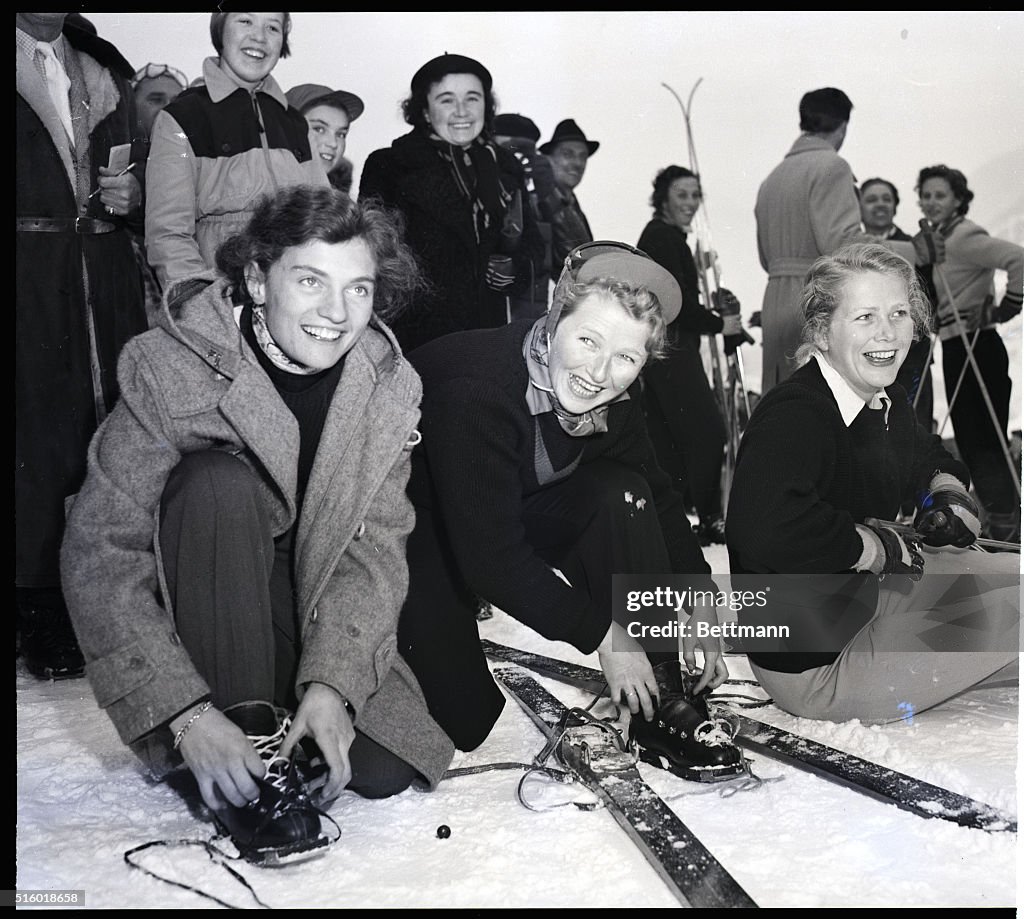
[786, 134, 841, 158]
[17, 29, 122, 190]
[17, 34, 75, 182]
[202, 55, 288, 108]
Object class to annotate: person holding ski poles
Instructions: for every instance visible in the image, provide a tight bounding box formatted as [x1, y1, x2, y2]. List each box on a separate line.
[916, 164, 1022, 542]
[727, 242, 1019, 724]
[637, 165, 747, 545]
[398, 240, 745, 782]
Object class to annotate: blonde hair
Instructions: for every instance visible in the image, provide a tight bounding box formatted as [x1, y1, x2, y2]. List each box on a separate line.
[794, 243, 929, 367]
[553, 278, 668, 363]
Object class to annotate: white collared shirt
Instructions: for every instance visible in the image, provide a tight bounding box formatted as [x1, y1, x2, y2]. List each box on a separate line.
[812, 352, 890, 428]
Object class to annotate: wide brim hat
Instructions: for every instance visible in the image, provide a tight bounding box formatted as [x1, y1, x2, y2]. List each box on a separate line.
[411, 53, 492, 95]
[286, 83, 365, 122]
[547, 240, 682, 335]
[540, 118, 599, 156]
[493, 113, 540, 143]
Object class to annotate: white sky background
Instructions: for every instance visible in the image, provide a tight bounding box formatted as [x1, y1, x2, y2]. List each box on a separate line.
[87, 10, 1023, 422]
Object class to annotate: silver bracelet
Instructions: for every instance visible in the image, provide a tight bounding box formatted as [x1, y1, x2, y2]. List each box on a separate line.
[172, 700, 213, 750]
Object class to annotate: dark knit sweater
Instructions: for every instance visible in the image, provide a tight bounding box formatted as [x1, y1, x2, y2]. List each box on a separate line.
[637, 218, 724, 351]
[726, 359, 969, 671]
[407, 319, 713, 652]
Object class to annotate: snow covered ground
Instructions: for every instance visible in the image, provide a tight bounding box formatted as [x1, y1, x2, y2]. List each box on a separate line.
[16, 546, 1020, 909]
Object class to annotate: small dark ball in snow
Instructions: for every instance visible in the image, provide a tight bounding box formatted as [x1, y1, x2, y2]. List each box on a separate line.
[436, 824, 451, 839]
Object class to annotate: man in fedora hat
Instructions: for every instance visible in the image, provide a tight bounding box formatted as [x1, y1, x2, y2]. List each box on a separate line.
[540, 118, 599, 268]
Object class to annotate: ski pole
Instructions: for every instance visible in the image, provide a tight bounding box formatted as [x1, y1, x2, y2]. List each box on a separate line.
[867, 518, 1020, 553]
[910, 329, 939, 414]
[932, 261, 1020, 497]
[663, 80, 752, 502]
[935, 326, 979, 438]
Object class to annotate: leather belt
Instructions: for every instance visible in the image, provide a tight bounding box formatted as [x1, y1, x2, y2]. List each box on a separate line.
[16, 216, 118, 235]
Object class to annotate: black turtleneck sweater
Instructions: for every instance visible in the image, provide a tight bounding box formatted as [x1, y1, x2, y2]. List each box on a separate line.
[241, 306, 345, 507]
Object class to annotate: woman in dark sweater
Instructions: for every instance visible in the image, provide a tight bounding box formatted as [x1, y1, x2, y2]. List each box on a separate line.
[637, 166, 745, 545]
[400, 240, 742, 782]
[727, 242, 1018, 723]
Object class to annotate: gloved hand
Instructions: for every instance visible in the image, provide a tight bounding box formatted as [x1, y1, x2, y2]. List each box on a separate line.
[721, 314, 743, 337]
[526, 152, 557, 201]
[711, 287, 741, 316]
[992, 292, 1023, 324]
[711, 287, 754, 352]
[913, 219, 946, 266]
[485, 255, 516, 291]
[862, 520, 925, 580]
[914, 488, 980, 548]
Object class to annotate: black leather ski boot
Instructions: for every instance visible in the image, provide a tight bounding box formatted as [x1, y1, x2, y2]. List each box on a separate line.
[217, 701, 334, 866]
[629, 661, 744, 782]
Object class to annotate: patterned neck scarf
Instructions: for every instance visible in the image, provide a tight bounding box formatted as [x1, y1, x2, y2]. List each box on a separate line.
[522, 317, 628, 437]
[250, 304, 319, 375]
[428, 132, 510, 245]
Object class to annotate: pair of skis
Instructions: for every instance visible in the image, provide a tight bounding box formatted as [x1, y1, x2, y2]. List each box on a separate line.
[486, 639, 1016, 908]
[662, 79, 754, 503]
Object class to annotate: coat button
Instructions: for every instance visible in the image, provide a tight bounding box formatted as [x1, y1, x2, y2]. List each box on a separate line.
[347, 624, 360, 637]
[169, 633, 181, 646]
[221, 143, 231, 154]
[129, 656, 145, 669]
[311, 608, 318, 623]
[353, 521, 366, 540]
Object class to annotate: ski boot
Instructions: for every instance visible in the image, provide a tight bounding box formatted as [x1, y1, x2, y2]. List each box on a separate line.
[629, 661, 745, 783]
[18, 598, 85, 681]
[217, 701, 337, 867]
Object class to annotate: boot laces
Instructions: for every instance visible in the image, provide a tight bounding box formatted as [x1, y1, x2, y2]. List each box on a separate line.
[693, 716, 738, 748]
[248, 715, 294, 794]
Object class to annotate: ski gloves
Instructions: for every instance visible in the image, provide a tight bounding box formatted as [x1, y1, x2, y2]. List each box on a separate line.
[485, 254, 516, 291]
[858, 520, 925, 581]
[914, 481, 981, 548]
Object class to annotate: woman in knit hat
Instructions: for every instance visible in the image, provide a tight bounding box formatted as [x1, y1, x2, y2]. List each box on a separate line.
[359, 53, 543, 352]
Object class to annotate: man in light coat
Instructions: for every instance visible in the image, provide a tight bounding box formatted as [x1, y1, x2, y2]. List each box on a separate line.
[754, 88, 938, 395]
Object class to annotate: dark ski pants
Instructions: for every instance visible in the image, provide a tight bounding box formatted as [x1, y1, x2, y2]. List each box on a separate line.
[159, 450, 416, 799]
[642, 341, 727, 523]
[942, 330, 1018, 517]
[399, 458, 678, 752]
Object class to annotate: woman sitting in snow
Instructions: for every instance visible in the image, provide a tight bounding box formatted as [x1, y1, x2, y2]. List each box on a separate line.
[727, 242, 1019, 723]
[398, 240, 743, 783]
[60, 186, 453, 866]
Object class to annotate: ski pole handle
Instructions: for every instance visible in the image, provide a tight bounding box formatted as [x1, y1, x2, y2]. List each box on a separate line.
[865, 518, 1020, 553]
